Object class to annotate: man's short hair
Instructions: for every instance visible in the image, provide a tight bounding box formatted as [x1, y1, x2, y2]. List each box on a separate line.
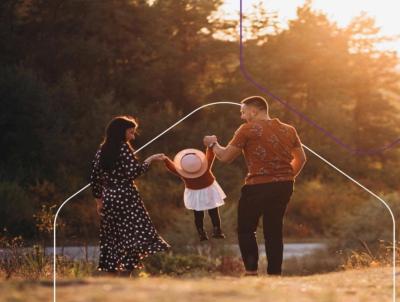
[241, 96, 269, 113]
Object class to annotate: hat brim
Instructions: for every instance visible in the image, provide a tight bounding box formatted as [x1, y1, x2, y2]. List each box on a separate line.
[173, 148, 208, 179]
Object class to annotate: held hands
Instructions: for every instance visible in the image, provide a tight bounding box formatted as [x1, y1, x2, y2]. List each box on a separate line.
[203, 135, 218, 147]
[144, 153, 166, 164]
[159, 154, 169, 160]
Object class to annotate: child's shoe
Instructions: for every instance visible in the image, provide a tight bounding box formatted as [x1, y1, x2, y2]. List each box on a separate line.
[212, 227, 226, 239]
[197, 228, 209, 241]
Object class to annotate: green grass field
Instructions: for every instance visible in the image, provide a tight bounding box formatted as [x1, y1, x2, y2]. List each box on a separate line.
[0, 267, 396, 302]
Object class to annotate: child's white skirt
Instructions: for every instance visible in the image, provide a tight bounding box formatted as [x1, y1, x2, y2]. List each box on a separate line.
[183, 181, 226, 211]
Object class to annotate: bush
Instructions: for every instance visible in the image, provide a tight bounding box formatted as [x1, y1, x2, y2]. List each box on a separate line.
[342, 240, 399, 269]
[143, 252, 216, 276]
[331, 192, 399, 252]
[285, 179, 366, 237]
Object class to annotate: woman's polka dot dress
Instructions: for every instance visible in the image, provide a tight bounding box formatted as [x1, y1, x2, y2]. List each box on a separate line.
[90, 142, 170, 272]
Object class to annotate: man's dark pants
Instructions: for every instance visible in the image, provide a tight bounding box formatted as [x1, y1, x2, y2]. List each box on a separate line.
[237, 181, 293, 275]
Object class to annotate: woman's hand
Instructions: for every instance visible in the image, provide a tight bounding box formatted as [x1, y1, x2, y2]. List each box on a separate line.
[95, 198, 103, 216]
[144, 153, 165, 164]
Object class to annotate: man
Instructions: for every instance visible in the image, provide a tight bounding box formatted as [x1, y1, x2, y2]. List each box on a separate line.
[203, 96, 306, 276]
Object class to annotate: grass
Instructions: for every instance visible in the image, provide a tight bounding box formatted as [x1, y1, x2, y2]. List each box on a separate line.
[0, 267, 396, 302]
[1, 233, 397, 302]
[1, 239, 397, 279]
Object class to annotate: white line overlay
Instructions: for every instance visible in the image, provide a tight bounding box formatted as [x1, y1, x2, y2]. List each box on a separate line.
[53, 102, 396, 302]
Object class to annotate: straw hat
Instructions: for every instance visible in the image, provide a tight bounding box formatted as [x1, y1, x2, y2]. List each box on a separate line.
[173, 148, 208, 178]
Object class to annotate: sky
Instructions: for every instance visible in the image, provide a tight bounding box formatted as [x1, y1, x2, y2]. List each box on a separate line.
[219, 0, 400, 53]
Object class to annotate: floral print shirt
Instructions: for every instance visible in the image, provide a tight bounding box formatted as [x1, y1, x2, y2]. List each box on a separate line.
[228, 118, 302, 185]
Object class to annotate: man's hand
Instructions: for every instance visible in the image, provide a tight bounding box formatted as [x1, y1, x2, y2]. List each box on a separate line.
[203, 135, 217, 147]
[291, 147, 307, 178]
[203, 135, 241, 163]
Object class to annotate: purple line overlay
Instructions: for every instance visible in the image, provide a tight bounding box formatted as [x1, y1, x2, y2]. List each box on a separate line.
[239, 0, 400, 155]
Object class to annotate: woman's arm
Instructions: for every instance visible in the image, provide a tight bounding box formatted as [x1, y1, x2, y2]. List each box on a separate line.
[90, 150, 104, 216]
[90, 150, 103, 199]
[121, 144, 151, 180]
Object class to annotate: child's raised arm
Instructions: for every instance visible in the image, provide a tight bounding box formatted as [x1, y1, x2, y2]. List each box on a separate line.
[162, 155, 180, 176]
[205, 147, 216, 169]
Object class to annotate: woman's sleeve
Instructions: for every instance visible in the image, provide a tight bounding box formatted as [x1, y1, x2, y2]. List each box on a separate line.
[121, 143, 150, 180]
[90, 150, 103, 199]
[163, 157, 180, 176]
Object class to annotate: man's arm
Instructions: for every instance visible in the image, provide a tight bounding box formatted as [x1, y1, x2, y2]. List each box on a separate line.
[211, 143, 241, 163]
[291, 146, 307, 178]
[204, 135, 241, 163]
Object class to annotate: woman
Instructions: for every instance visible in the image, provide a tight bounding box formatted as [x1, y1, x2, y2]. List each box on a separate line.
[90, 115, 170, 273]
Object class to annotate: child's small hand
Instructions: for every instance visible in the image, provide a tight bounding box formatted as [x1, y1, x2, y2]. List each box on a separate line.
[203, 135, 217, 147]
[160, 154, 168, 161]
[152, 153, 166, 161]
[144, 153, 165, 164]
[157, 153, 167, 161]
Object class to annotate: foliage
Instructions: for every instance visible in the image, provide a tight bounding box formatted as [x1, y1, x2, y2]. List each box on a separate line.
[330, 192, 400, 251]
[0, 182, 35, 238]
[342, 240, 399, 269]
[0, 0, 399, 248]
[144, 252, 216, 276]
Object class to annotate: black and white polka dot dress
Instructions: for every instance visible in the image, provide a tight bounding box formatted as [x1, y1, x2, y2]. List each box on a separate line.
[90, 142, 170, 272]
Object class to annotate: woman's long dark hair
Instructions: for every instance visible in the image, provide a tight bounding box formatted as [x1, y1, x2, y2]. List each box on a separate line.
[99, 116, 138, 171]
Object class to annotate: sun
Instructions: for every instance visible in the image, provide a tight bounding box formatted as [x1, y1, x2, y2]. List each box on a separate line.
[219, 0, 400, 53]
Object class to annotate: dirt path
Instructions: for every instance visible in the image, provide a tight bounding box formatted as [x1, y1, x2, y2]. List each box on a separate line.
[0, 267, 396, 302]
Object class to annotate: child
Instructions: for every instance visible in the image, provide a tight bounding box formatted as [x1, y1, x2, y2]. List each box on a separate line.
[162, 147, 226, 241]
